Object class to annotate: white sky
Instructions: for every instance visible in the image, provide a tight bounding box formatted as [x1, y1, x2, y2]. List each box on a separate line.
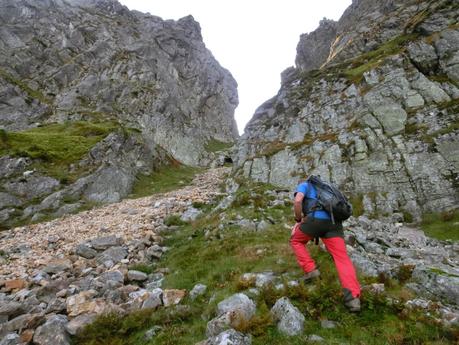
[118, 0, 352, 134]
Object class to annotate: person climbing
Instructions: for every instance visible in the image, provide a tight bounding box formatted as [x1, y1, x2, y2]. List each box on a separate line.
[290, 177, 361, 312]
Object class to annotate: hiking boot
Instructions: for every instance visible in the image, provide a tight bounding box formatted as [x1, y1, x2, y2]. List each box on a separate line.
[343, 288, 361, 312]
[303, 269, 320, 283]
[344, 297, 361, 312]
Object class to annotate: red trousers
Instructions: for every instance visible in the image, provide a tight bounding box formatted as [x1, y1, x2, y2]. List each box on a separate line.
[290, 223, 361, 298]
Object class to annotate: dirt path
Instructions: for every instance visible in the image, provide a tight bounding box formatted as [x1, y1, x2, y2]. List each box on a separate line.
[0, 168, 229, 279]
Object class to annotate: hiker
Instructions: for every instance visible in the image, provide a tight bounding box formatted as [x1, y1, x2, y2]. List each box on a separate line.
[290, 177, 361, 312]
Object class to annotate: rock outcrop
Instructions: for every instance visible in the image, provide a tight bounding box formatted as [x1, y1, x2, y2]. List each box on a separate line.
[235, 0, 458, 220]
[0, 0, 238, 227]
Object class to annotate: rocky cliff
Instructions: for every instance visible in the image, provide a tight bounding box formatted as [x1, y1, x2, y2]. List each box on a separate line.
[0, 0, 238, 228]
[235, 0, 459, 220]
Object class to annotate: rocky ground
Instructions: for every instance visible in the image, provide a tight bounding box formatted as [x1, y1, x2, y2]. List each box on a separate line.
[0, 168, 458, 344]
[0, 168, 227, 344]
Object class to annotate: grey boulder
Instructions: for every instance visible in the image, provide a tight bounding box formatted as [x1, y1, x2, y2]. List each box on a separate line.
[270, 297, 305, 336]
[33, 314, 71, 345]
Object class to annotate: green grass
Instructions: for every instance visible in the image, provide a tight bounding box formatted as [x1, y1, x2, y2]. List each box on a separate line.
[0, 121, 118, 182]
[342, 34, 418, 84]
[205, 139, 234, 153]
[129, 263, 155, 275]
[164, 214, 187, 227]
[349, 194, 364, 217]
[74, 180, 458, 345]
[421, 210, 459, 241]
[129, 164, 202, 198]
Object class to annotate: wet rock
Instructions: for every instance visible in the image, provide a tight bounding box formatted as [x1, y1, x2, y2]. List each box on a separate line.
[33, 314, 70, 345]
[271, 297, 305, 336]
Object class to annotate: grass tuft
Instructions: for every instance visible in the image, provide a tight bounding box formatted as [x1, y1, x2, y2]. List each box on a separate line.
[421, 210, 459, 241]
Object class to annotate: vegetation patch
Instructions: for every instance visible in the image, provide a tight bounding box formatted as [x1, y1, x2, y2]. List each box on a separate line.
[205, 139, 234, 153]
[349, 194, 364, 217]
[421, 209, 459, 241]
[342, 34, 418, 84]
[0, 68, 52, 105]
[0, 121, 118, 182]
[129, 164, 202, 198]
[128, 263, 155, 275]
[164, 214, 187, 227]
[74, 179, 458, 344]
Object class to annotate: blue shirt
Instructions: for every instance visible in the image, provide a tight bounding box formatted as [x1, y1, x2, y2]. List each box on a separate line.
[295, 182, 330, 220]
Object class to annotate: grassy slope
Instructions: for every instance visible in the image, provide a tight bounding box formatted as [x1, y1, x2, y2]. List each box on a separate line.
[75, 179, 458, 345]
[129, 165, 202, 199]
[421, 210, 459, 241]
[0, 121, 118, 183]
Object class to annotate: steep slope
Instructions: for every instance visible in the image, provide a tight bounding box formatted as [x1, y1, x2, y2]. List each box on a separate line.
[0, 0, 238, 228]
[1, 171, 457, 344]
[235, 0, 458, 221]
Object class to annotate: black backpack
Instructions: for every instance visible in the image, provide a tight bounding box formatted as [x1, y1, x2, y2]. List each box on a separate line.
[303, 175, 352, 223]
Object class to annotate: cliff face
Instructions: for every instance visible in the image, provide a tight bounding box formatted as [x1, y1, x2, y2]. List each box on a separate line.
[235, 0, 459, 220]
[0, 0, 238, 228]
[0, 0, 238, 164]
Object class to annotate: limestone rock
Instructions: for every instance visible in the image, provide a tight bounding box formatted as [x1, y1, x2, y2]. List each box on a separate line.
[95, 247, 128, 265]
[162, 289, 186, 307]
[270, 297, 305, 336]
[65, 314, 97, 336]
[0, 333, 20, 345]
[200, 329, 252, 345]
[190, 284, 207, 300]
[217, 293, 256, 322]
[33, 314, 71, 345]
[90, 236, 122, 251]
[127, 270, 148, 282]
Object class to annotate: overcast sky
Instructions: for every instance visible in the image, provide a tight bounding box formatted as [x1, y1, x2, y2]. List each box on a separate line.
[118, 0, 352, 134]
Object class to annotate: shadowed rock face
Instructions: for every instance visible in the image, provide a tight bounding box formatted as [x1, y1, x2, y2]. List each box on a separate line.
[236, 0, 459, 219]
[0, 0, 238, 166]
